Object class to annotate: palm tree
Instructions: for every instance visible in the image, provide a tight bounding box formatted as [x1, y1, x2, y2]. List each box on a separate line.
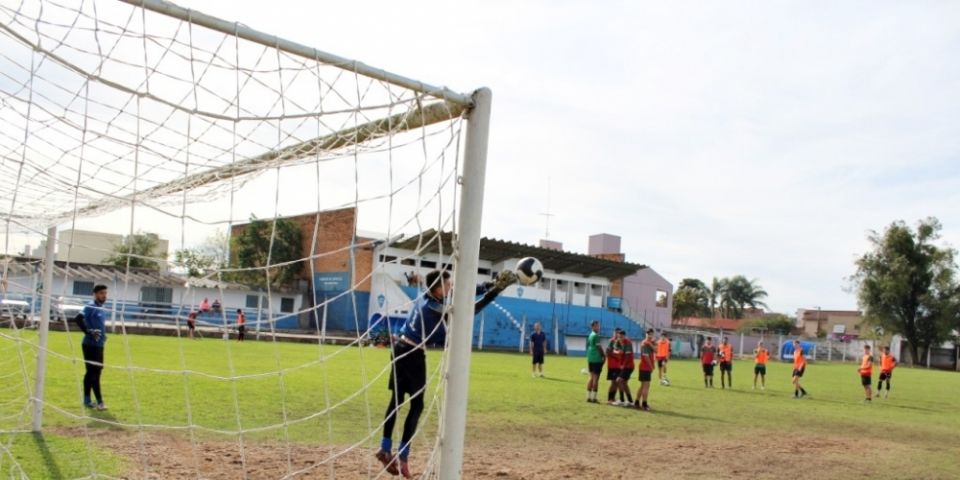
[724, 275, 768, 318]
[708, 277, 728, 318]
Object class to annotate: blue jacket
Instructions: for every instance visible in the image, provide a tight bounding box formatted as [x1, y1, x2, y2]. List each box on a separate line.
[399, 283, 500, 347]
[78, 301, 108, 348]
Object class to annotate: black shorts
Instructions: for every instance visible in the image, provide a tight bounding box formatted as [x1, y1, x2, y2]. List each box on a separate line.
[388, 342, 426, 396]
[792, 367, 805, 378]
[656, 357, 667, 367]
[719, 361, 732, 372]
[607, 368, 622, 381]
[638, 370, 652, 382]
[861, 374, 872, 386]
[702, 364, 714, 376]
[754, 365, 766, 375]
[187, 320, 195, 330]
[619, 368, 633, 381]
[532, 351, 544, 365]
[879, 371, 891, 381]
[588, 361, 604, 375]
[238, 325, 246, 334]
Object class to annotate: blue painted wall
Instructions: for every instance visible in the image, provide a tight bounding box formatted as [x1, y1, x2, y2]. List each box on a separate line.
[365, 289, 645, 352]
[315, 291, 370, 332]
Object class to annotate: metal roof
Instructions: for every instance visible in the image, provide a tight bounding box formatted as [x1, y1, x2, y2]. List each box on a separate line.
[390, 229, 645, 280]
[1, 257, 257, 291]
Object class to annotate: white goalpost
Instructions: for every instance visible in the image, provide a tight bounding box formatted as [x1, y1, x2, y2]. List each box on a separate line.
[0, 0, 490, 478]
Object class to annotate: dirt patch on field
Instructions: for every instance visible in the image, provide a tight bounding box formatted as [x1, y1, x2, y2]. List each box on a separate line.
[54, 426, 921, 480]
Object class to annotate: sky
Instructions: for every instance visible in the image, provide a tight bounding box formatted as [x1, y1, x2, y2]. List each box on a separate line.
[6, 1, 960, 315]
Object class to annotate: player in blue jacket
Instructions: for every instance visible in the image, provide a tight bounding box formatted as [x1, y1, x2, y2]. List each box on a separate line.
[73, 284, 109, 410]
[376, 268, 516, 478]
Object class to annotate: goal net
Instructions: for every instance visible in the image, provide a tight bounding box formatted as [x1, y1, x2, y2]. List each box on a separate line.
[0, 0, 489, 478]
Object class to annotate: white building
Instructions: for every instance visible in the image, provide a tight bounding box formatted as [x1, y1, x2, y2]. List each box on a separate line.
[0, 258, 303, 329]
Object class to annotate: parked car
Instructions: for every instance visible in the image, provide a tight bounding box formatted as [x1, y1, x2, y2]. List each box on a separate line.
[0, 299, 30, 320]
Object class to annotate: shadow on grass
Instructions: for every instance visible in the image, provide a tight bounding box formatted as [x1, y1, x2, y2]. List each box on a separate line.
[650, 409, 723, 423]
[31, 432, 64, 480]
[86, 409, 123, 431]
[539, 376, 577, 384]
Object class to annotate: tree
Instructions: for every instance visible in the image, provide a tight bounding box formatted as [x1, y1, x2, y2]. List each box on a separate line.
[673, 278, 711, 319]
[851, 217, 960, 365]
[231, 216, 303, 287]
[105, 232, 160, 270]
[708, 277, 727, 318]
[723, 275, 769, 319]
[173, 231, 231, 278]
[739, 313, 794, 335]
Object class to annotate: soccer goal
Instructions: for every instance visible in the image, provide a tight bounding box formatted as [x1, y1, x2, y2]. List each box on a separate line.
[0, 0, 490, 478]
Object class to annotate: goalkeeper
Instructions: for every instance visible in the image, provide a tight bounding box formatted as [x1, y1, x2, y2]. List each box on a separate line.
[73, 284, 110, 410]
[376, 269, 516, 478]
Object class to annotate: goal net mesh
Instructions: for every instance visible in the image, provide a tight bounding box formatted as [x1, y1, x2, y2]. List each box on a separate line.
[0, 0, 476, 478]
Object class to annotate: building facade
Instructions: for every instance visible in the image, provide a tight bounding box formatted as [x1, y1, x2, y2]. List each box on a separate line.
[796, 308, 864, 339]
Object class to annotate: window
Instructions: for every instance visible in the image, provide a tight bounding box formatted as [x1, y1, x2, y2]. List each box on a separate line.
[73, 280, 94, 295]
[477, 267, 491, 276]
[379, 255, 397, 263]
[245, 295, 259, 309]
[280, 297, 295, 313]
[655, 289, 668, 308]
[420, 260, 436, 268]
[141, 286, 173, 304]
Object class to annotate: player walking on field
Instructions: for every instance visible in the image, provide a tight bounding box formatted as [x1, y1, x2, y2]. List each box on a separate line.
[877, 346, 897, 398]
[792, 340, 808, 399]
[719, 337, 734, 389]
[752, 341, 769, 390]
[859, 344, 874, 403]
[634, 328, 656, 411]
[700, 337, 717, 388]
[585, 320, 605, 403]
[375, 269, 516, 478]
[656, 333, 671, 386]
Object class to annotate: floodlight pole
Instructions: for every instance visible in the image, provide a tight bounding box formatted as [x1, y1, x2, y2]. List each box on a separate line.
[32, 226, 56, 432]
[439, 88, 491, 479]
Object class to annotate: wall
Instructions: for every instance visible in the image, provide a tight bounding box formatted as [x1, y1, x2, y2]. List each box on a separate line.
[3, 273, 303, 329]
[620, 267, 673, 330]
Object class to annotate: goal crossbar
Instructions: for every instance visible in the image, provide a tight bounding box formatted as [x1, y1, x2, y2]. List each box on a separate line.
[23, 99, 466, 224]
[118, 0, 474, 108]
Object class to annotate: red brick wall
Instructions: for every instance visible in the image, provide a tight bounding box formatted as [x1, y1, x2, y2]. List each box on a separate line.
[229, 207, 373, 293]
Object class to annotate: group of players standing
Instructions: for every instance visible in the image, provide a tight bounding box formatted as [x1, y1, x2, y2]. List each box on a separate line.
[584, 328, 900, 407]
[584, 321, 672, 411]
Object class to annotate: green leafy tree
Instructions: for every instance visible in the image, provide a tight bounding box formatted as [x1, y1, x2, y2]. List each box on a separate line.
[174, 231, 231, 278]
[708, 277, 727, 318]
[105, 232, 160, 270]
[673, 278, 711, 319]
[232, 216, 303, 287]
[723, 275, 769, 319]
[851, 217, 960, 365]
[739, 313, 794, 334]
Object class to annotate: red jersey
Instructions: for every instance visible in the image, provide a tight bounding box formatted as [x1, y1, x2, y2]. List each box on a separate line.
[606, 339, 623, 369]
[638, 339, 656, 372]
[701, 345, 716, 365]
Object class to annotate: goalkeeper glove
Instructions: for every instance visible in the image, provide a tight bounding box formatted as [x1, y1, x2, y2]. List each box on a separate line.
[89, 329, 102, 342]
[493, 270, 518, 290]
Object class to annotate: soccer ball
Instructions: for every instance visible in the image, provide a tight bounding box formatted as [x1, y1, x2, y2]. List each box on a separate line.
[515, 257, 543, 286]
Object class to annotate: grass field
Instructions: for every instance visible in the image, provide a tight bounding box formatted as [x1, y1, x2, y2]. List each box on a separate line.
[1, 329, 958, 479]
